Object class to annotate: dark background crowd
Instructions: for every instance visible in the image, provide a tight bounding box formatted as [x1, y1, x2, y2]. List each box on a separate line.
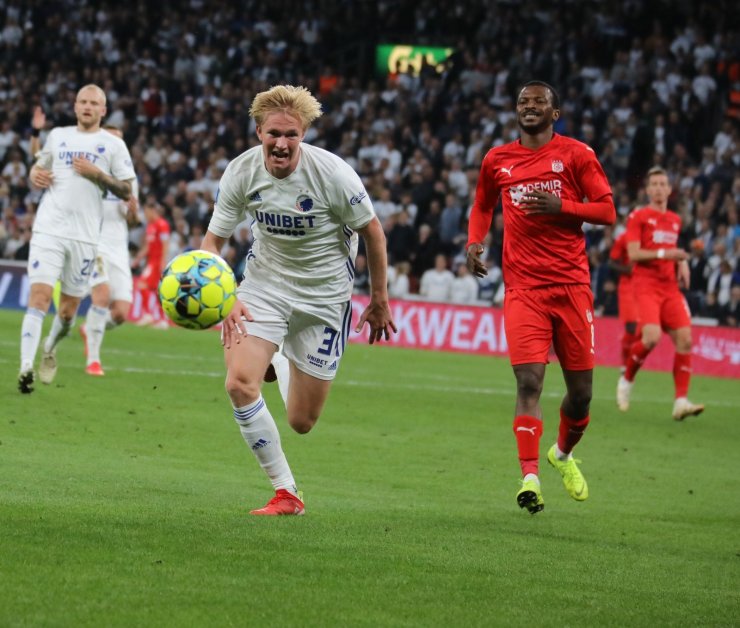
[1, 0, 739, 326]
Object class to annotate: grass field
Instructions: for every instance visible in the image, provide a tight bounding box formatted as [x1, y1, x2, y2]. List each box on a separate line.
[1, 307, 739, 627]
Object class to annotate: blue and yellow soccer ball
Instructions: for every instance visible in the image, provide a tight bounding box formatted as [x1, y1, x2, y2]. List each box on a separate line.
[158, 250, 237, 330]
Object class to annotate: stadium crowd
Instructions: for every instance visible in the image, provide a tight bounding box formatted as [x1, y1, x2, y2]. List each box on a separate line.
[1, 0, 738, 326]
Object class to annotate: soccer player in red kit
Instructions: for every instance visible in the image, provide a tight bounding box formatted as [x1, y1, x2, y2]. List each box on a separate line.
[466, 81, 615, 514]
[608, 230, 639, 371]
[133, 200, 170, 327]
[616, 167, 704, 420]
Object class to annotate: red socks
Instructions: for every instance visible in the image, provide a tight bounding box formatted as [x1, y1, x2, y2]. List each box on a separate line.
[673, 352, 692, 398]
[513, 415, 543, 477]
[625, 340, 651, 382]
[621, 330, 638, 369]
[557, 410, 590, 455]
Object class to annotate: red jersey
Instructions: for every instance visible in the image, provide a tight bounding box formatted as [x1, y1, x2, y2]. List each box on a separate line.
[468, 134, 614, 289]
[609, 231, 633, 290]
[625, 206, 681, 285]
[145, 217, 170, 270]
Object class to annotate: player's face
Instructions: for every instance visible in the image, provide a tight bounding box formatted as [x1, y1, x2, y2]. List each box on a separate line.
[516, 85, 559, 135]
[74, 87, 107, 131]
[256, 111, 306, 179]
[646, 174, 672, 205]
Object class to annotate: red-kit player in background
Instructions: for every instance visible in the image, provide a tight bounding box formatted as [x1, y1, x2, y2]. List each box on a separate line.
[132, 200, 170, 328]
[616, 167, 704, 420]
[466, 81, 615, 514]
[608, 229, 639, 371]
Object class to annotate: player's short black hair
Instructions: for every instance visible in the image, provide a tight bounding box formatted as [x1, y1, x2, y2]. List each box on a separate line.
[519, 81, 560, 109]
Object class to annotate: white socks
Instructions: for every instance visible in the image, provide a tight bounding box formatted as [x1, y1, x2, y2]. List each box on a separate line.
[85, 305, 109, 364]
[233, 395, 297, 494]
[271, 350, 291, 409]
[43, 314, 73, 354]
[20, 308, 45, 371]
[554, 444, 573, 461]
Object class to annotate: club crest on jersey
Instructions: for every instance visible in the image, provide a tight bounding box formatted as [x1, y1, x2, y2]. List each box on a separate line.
[96, 144, 106, 154]
[296, 195, 313, 212]
[551, 160, 564, 173]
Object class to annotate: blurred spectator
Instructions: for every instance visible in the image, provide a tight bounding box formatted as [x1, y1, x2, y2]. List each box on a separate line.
[386, 210, 416, 264]
[388, 261, 411, 299]
[419, 254, 454, 302]
[353, 254, 370, 295]
[449, 263, 479, 304]
[720, 284, 740, 326]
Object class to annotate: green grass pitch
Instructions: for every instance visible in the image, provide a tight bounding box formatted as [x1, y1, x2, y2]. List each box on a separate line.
[1, 308, 738, 627]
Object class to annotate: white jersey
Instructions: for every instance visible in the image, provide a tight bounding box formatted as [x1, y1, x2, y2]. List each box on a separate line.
[99, 178, 138, 257]
[209, 142, 375, 303]
[33, 126, 136, 244]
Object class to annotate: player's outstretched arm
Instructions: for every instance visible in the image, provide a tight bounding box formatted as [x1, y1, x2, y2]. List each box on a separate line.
[355, 217, 397, 344]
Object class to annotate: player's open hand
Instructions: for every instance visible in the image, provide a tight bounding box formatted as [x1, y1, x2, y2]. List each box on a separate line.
[29, 166, 53, 189]
[520, 190, 562, 215]
[32, 106, 46, 131]
[355, 298, 397, 345]
[466, 243, 487, 278]
[221, 300, 254, 349]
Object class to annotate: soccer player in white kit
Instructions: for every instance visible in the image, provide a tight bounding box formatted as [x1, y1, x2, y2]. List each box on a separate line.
[201, 85, 397, 516]
[79, 125, 139, 376]
[19, 84, 136, 393]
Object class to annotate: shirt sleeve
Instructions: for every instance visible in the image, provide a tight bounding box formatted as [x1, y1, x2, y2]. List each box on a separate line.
[609, 236, 623, 261]
[559, 146, 615, 225]
[208, 161, 247, 238]
[35, 128, 55, 169]
[330, 161, 375, 231]
[467, 151, 500, 246]
[110, 138, 137, 181]
[625, 212, 641, 243]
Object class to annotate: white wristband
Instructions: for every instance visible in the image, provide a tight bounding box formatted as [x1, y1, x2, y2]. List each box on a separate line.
[657, 248, 665, 259]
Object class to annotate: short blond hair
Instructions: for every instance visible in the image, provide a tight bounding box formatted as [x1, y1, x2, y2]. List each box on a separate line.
[76, 83, 106, 105]
[249, 85, 322, 130]
[646, 166, 668, 181]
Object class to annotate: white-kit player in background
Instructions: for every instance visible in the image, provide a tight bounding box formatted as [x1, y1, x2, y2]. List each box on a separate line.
[78, 125, 140, 376]
[201, 84, 397, 516]
[20, 84, 136, 393]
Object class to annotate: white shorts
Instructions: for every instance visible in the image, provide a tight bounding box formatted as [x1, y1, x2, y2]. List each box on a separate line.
[28, 232, 97, 298]
[91, 244, 133, 303]
[237, 282, 353, 381]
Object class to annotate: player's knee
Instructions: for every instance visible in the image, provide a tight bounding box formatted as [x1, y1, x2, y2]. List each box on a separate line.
[515, 372, 543, 400]
[287, 410, 319, 434]
[224, 372, 261, 406]
[569, 385, 593, 412]
[676, 336, 692, 353]
[642, 331, 660, 349]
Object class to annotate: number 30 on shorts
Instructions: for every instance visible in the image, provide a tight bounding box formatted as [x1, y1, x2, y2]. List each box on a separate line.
[317, 326, 340, 357]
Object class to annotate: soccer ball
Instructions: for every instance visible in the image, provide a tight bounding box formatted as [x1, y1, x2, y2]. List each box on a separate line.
[158, 250, 237, 330]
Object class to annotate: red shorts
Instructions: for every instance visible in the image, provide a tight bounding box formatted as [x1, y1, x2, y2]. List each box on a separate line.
[137, 264, 162, 292]
[617, 280, 638, 324]
[634, 282, 691, 330]
[504, 284, 595, 370]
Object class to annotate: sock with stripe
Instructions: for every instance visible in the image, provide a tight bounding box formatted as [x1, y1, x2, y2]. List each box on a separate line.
[513, 415, 543, 477]
[20, 307, 45, 371]
[85, 305, 109, 365]
[556, 410, 590, 457]
[673, 352, 692, 399]
[43, 314, 74, 354]
[233, 395, 297, 495]
[624, 340, 651, 382]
